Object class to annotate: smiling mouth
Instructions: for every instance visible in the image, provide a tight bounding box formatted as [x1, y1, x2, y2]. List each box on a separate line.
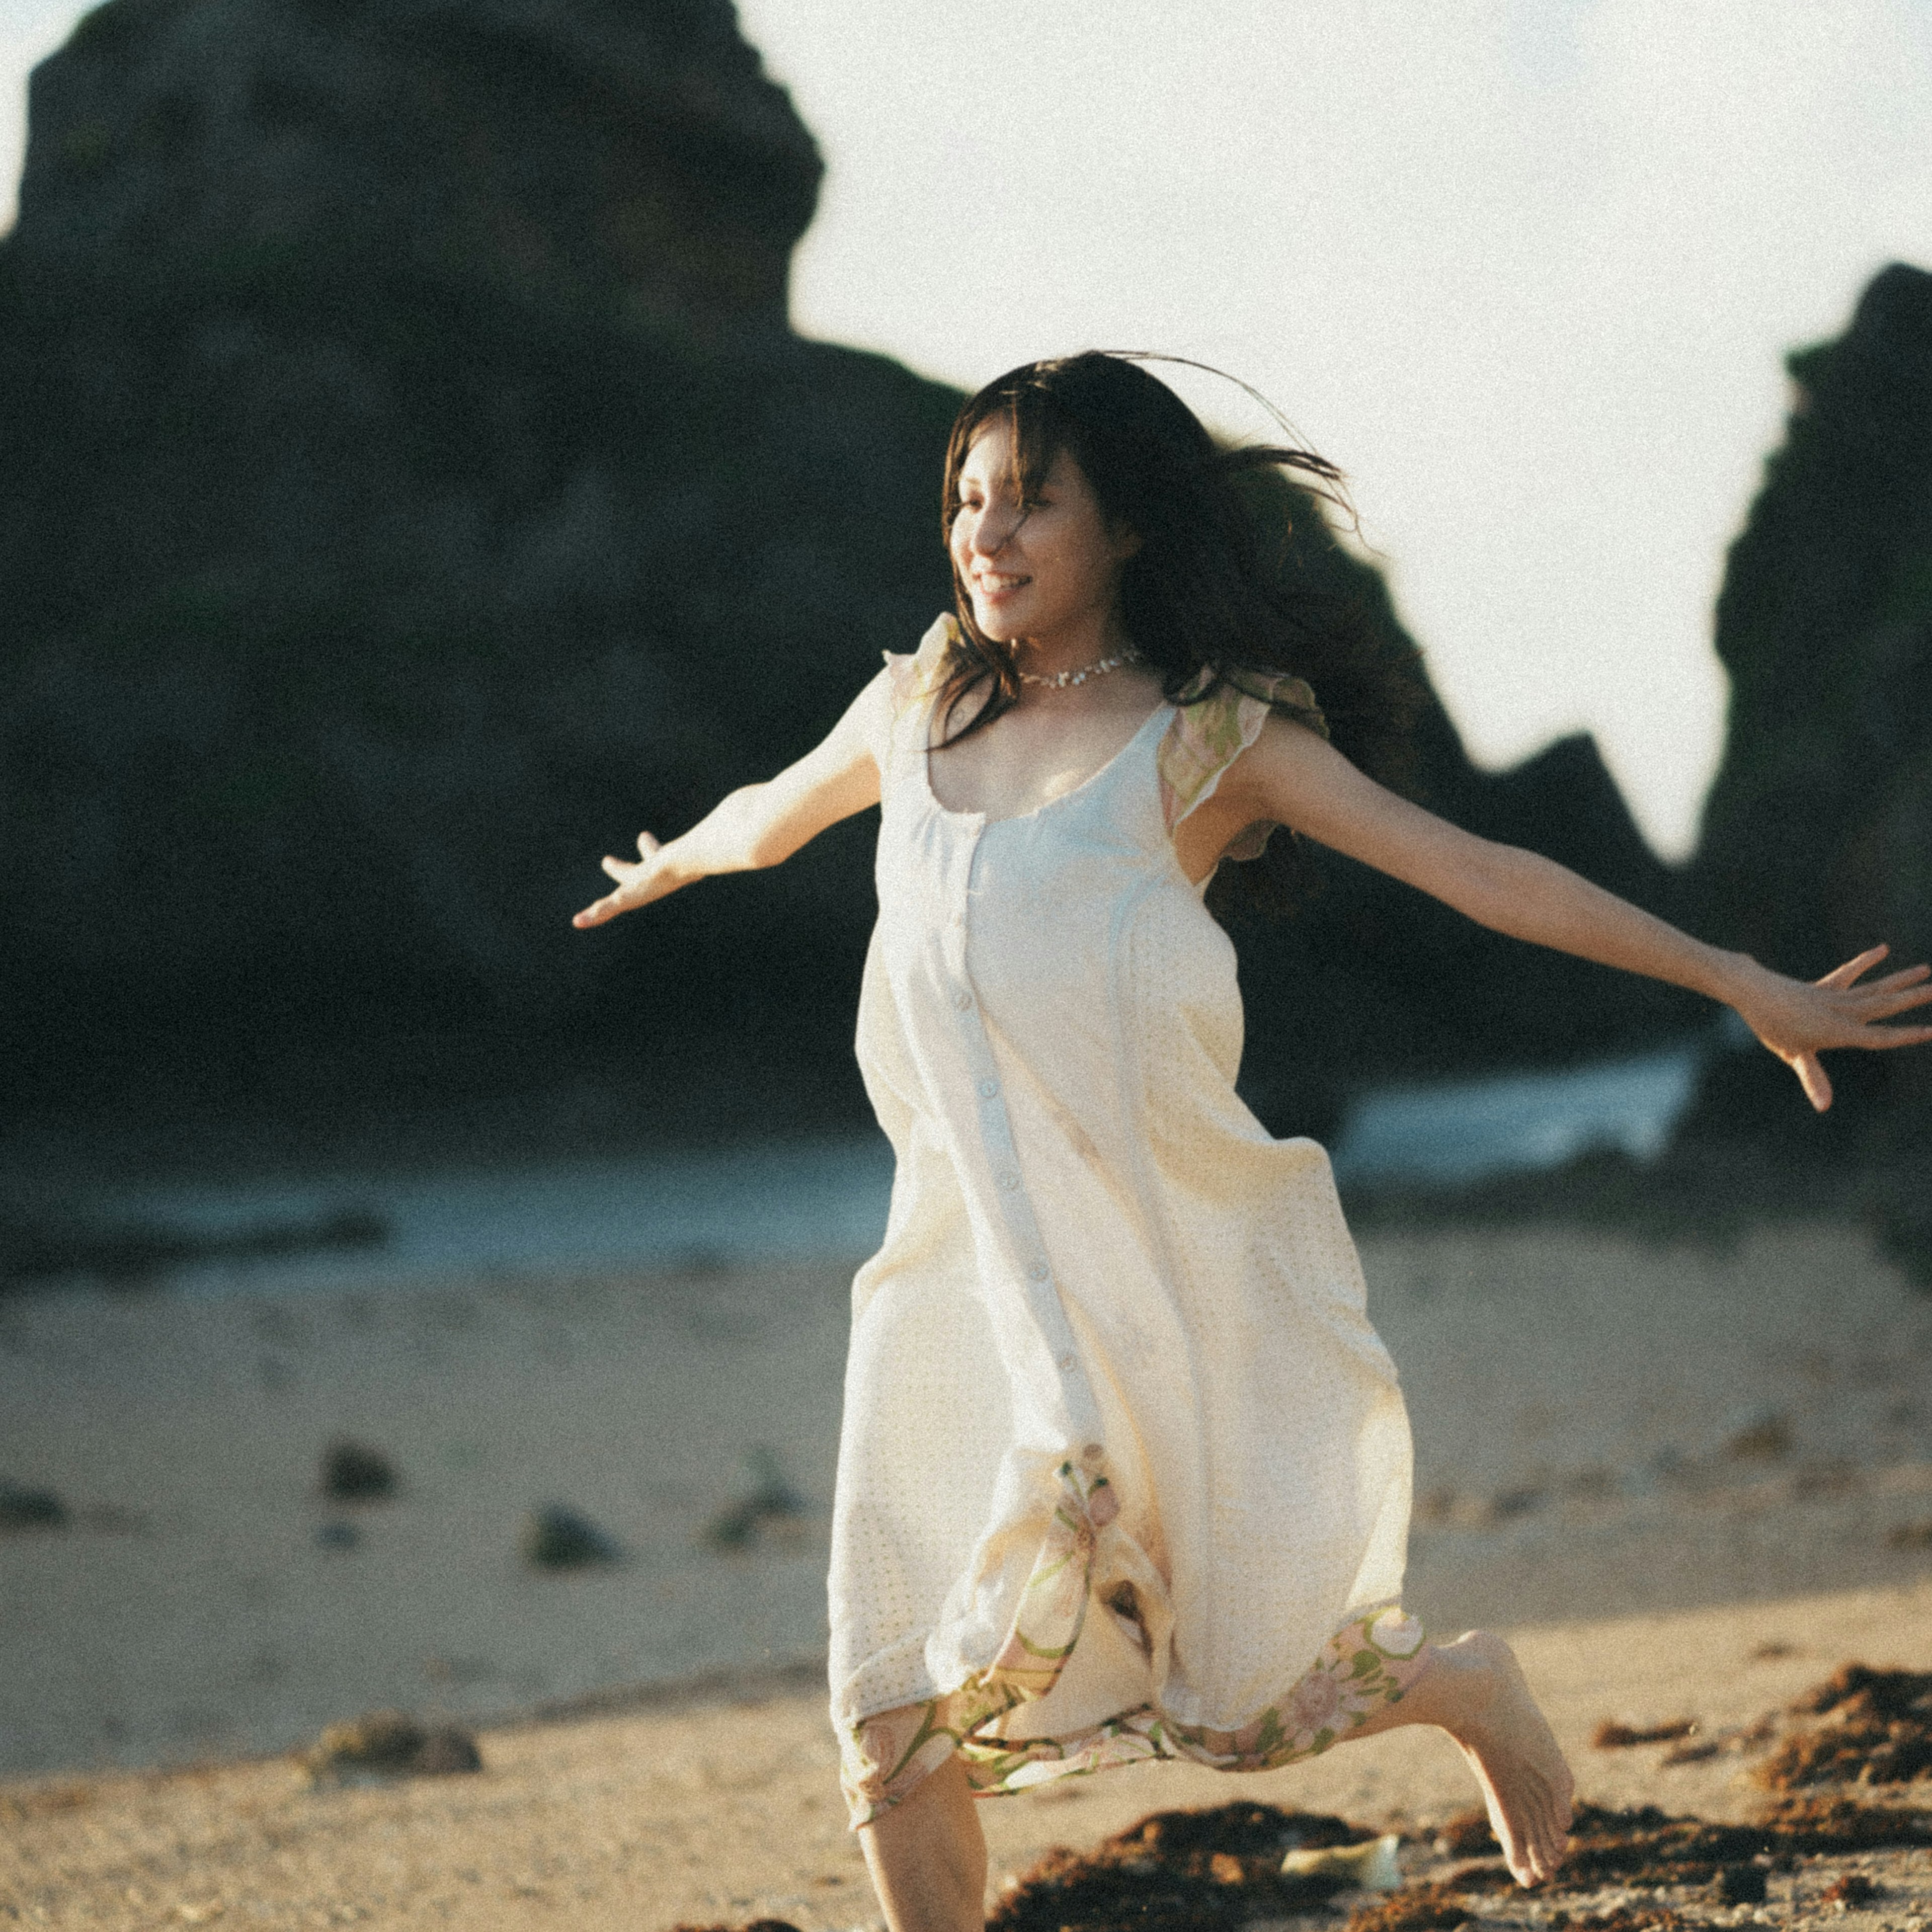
[974, 572, 1031, 593]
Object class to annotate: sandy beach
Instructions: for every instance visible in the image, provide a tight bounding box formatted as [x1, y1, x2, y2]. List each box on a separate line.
[5, 1218, 1931, 1926]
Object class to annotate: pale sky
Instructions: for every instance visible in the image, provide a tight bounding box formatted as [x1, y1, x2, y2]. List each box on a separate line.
[8, 1, 1932, 857]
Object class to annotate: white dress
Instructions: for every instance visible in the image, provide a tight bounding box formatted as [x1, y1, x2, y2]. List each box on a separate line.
[829, 616, 1425, 1825]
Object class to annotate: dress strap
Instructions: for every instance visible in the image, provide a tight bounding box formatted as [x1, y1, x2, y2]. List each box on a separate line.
[882, 613, 959, 721]
[1157, 671, 1327, 861]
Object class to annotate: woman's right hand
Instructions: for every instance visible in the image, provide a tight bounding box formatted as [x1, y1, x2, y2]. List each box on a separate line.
[573, 831, 678, 929]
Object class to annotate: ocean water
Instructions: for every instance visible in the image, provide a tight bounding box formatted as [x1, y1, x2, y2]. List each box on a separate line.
[11, 1034, 1722, 1297]
[1326, 1037, 1709, 1188]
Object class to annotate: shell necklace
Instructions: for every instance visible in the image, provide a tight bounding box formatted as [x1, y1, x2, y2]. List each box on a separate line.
[1017, 646, 1143, 690]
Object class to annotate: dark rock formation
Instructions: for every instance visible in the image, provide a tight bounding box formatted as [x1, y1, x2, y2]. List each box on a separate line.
[13, 0, 820, 333]
[0, 0, 1688, 1149]
[1679, 262, 1932, 1205]
[0, 0, 957, 1133]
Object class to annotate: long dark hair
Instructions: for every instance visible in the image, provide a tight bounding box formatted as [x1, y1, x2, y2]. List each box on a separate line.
[935, 351, 1425, 915]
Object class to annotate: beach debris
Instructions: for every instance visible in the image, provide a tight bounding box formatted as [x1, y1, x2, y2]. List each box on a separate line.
[319, 1439, 399, 1502]
[1753, 1663, 1932, 1789]
[703, 1445, 809, 1551]
[1659, 1734, 1727, 1766]
[1726, 1409, 1795, 1461]
[1432, 1809, 1501, 1858]
[1344, 1881, 1480, 1932]
[986, 1802, 1379, 1929]
[1593, 1717, 1699, 1749]
[1429, 1796, 1931, 1895]
[669, 1922, 801, 1932]
[1541, 1911, 1686, 1932]
[0, 1482, 69, 1531]
[669, 1796, 1932, 1932]
[1885, 1518, 1932, 1550]
[1821, 1872, 1883, 1909]
[313, 1520, 360, 1551]
[1707, 1862, 1769, 1904]
[299, 1710, 482, 1786]
[520, 1503, 623, 1570]
[1282, 1832, 1403, 1889]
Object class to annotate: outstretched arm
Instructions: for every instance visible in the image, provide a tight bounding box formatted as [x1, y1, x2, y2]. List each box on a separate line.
[572, 669, 891, 929]
[1199, 714, 1932, 1113]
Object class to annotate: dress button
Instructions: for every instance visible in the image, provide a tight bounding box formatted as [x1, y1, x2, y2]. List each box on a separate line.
[1081, 1442, 1105, 1464]
[979, 1078, 999, 1099]
[1029, 1262, 1051, 1282]
[954, 991, 973, 1011]
[1059, 1352, 1078, 1370]
[999, 1173, 1020, 1191]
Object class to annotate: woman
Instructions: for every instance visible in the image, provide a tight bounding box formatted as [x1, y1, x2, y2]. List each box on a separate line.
[575, 353, 1931, 1932]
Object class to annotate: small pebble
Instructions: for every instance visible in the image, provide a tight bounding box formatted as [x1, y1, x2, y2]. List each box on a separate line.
[320, 1440, 398, 1502]
[313, 1520, 359, 1551]
[0, 1483, 68, 1531]
[300, 1711, 481, 1785]
[520, 1503, 622, 1570]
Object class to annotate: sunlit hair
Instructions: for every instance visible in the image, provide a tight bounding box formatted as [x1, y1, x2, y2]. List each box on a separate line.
[935, 350, 1426, 916]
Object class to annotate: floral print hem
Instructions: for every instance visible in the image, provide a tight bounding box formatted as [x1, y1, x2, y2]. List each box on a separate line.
[838, 1455, 1426, 1827]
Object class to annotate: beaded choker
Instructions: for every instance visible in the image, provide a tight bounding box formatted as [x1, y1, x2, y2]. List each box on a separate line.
[1017, 648, 1143, 690]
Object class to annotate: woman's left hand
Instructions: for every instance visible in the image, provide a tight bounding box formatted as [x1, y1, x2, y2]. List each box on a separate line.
[1731, 944, 1932, 1111]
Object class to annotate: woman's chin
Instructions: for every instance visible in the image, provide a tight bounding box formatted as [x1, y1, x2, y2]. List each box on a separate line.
[970, 600, 1025, 641]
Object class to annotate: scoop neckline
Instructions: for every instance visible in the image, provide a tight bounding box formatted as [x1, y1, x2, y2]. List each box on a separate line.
[919, 697, 1174, 829]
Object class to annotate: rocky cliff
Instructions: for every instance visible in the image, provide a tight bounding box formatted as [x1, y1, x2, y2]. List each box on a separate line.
[13, 0, 819, 331]
[1678, 262, 1932, 1265]
[0, 0, 962, 1135]
[0, 0, 1688, 1146]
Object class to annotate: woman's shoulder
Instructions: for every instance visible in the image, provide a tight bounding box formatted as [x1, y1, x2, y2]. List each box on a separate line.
[1157, 669, 1328, 833]
[881, 613, 960, 716]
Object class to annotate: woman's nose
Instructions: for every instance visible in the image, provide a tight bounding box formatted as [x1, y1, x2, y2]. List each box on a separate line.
[968, 506, 1017, 557]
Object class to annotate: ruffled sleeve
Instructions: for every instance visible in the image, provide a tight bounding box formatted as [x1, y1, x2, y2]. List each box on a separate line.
[1157, 671, 1327, 862]
[882, 613, 959, 718]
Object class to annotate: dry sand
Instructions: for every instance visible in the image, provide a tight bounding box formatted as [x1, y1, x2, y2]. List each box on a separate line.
[5, 1219, 1932, 1927]
[6, 1583, 1931, 1929]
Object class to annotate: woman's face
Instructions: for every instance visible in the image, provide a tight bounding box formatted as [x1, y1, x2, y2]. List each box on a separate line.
[949, 421, 1138, 647]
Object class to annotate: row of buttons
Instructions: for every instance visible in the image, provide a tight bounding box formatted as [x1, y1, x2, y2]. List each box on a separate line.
[946, 856, 1093, 1420]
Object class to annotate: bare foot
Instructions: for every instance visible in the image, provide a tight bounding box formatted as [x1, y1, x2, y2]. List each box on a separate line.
[1426, 1630, 1575, 1886]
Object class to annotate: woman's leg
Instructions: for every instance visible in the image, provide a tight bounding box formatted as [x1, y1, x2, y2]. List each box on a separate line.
[858, 1752, 988, 1932]
[1342, 1629, 1574, 1887]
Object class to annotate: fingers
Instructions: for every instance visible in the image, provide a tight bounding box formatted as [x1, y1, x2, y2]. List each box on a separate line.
[1847, 962, 1932, 1004]
[1794, 1052, 1833, 1113]
[573, 892, 622, 928]
[1864, 1024, 1932, 1049]
[636, 830, 661, 857]
[1818, 943, 1891, 989]
[1859, 984, 1932, 1021]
